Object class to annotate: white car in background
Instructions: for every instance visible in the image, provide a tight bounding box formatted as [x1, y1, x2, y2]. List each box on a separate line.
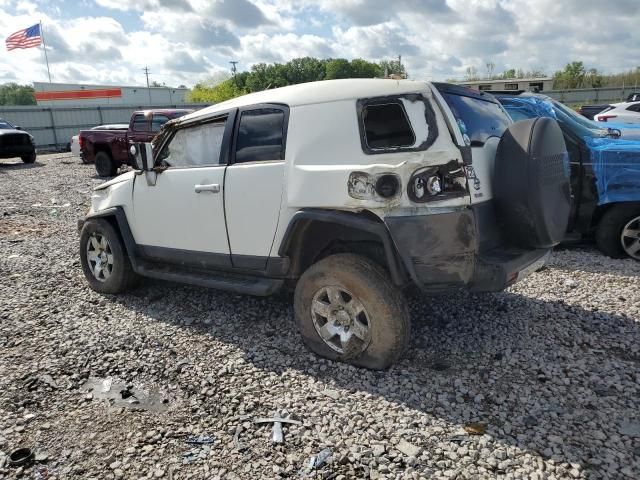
[594, 101, 640, 124]
[71, 124, 128, 160]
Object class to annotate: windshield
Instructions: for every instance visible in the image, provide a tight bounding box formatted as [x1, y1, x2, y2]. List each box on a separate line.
[0, 120, 15, 129]
[551, 100, 609, 138]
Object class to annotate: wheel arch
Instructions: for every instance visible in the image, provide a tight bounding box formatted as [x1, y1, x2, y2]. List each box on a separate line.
[82, 207, 138, 266]
[591, 201, 640, 229]
[278, 209, 407, 285]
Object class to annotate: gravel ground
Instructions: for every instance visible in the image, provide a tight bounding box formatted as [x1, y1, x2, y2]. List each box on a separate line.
[1, 153, 639, 480]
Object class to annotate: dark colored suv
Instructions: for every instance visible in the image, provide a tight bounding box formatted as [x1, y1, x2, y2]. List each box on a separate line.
[0, 118, 36, 164]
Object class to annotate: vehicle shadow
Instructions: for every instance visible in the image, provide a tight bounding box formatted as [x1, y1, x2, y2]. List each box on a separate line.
[108, 276, 640, 477]
[0, 160, 44, 171]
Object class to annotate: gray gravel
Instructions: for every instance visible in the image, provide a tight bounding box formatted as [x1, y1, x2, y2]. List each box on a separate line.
[1, 153, 640, 479]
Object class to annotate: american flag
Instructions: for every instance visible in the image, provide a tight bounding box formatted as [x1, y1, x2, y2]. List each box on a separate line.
[6, 23, 42, 51]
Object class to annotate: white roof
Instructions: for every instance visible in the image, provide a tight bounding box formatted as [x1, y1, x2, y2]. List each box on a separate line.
[180, 79, 430, 122]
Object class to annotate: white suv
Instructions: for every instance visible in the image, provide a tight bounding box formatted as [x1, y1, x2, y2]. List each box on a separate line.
[78, 79, 570, 369]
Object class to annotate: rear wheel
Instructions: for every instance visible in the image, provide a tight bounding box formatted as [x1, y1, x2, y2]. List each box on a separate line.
[21, 152, 36, 163]
[95, 151, 117, 177]
[294, 253, 410, 370]
[596, 205, 640, 260]
[80, 218, 139, 293]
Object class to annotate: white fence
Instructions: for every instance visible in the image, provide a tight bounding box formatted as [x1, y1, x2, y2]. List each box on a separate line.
[0, 103, 209, 149]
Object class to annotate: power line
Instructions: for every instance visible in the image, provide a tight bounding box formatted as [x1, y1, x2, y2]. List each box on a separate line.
[143, 66, 152, 105]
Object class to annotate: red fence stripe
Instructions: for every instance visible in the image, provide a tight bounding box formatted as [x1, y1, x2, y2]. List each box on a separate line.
[35, 88, 123, 101]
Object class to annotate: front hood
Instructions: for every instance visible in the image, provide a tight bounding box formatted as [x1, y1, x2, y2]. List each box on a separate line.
[0, 129, 28, 136]
[93, 170, 136, 191]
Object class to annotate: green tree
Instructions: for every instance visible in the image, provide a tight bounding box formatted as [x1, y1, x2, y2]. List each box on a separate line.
[325, 58, 353, 79]
[553, 61, 586, 89]
[187, 77, 245, 103]
[285, 57, 326, 84]
[350, 58, 382, 78]
[0, 83, 36, 105]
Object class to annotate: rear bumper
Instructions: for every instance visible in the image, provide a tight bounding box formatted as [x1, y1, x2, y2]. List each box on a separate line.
[385, 202, 552, 294]
[0, 145, 34, 158]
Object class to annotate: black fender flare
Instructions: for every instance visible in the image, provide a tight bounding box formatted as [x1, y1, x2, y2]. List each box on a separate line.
[277, 209, 407, 285]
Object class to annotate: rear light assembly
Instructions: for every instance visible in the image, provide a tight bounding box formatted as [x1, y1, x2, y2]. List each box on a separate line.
[597, 115, 617, 122]
[79, 135, 85, 149]
[407, 160, 467, 203]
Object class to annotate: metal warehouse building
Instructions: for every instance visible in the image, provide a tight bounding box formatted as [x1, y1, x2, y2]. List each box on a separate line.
[457, 77, 554, 93]
[33, 82, 190, 107]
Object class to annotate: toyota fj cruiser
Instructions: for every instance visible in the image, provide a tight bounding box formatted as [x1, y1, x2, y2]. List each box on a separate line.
[78, 79, 570, 369]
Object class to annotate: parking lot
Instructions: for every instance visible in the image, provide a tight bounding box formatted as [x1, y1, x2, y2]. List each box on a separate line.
[1, 153, 639, 479]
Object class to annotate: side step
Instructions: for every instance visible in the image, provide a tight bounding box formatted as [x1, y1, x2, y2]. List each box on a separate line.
[134, 262, 284, 296]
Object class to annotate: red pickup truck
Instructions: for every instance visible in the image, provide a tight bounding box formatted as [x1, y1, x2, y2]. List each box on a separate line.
[79, 108, 194, 177]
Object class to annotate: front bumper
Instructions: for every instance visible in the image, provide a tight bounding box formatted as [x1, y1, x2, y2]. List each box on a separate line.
[385, 202, 551, 294]
[0, 145, 34, 159]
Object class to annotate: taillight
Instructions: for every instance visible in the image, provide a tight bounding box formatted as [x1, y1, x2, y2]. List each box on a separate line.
[597, 115, 617, 122]
[79, 135, 84, 149]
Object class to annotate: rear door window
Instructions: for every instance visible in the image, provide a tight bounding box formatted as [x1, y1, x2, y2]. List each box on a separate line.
[440, 93, 510, 145]
[234, 108, 285, 163]
[151, 114, 170, 133]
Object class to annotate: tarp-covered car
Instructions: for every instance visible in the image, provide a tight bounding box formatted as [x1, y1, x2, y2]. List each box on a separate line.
[497, 93, 640, 261]
[0, 118, 36, 164]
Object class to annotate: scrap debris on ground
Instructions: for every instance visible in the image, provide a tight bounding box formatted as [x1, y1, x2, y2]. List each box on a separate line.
[1, 154, 639, 479]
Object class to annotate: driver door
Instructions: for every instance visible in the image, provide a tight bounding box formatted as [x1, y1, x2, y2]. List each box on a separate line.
[130, 112, 234, 268]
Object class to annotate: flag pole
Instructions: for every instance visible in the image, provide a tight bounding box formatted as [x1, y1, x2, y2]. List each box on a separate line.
[39, 20, 52, 83]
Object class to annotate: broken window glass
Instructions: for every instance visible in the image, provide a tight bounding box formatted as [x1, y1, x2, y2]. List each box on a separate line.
[362, 102, 415, 149]
[159, 120, 226, 167]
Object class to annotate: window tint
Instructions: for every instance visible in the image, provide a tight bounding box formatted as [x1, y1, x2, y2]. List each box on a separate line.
[504, 83, 519, 90]
[363, 103, 415, 149]
[235, 109, 285, 163]
[441, 93, 510, 145]
[132, 114, 148, 132]
[151, 114, 170, 133]
[626, 104, 640, 112]
[0, 120, 14, 129]
[158, 120, 226, 168]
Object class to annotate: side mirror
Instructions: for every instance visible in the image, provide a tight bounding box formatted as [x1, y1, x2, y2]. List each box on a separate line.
[14, 125, 22, 130]
[130, 143, 153, 171]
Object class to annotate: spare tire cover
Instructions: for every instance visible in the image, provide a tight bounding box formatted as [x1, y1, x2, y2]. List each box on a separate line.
[494, 117, 571, 249]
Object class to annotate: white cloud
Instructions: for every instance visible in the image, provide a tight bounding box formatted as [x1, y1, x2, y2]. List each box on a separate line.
[1, 0, 639, 87]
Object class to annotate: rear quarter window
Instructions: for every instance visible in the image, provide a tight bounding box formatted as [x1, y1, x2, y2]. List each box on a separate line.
[357, 94, 438, 154]
[440, 93, 510, 145]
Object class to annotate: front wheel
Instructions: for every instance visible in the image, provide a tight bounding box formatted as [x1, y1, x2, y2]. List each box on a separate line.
[595, 205, 640, 260]
[79, 218, 139, 293]
[21, 152, 36, 163]
[294, 253, 410, 370]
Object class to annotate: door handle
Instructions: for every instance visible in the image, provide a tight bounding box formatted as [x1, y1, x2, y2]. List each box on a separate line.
[194, 184, 220, 193]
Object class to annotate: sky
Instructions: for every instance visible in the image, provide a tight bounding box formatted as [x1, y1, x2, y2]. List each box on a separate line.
[1, 0, 639, 88]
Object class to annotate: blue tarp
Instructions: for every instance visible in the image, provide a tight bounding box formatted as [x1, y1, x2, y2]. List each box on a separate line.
[500, 96, 640, 205]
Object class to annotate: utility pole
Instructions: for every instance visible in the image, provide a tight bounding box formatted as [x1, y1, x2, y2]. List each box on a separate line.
[143, 66, 152, 105]
[397, 54, 402, 78]
[230, 60, 238, 86]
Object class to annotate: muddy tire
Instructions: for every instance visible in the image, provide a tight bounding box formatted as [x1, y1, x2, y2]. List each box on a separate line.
[95, 151, 117, 177]
[294, 253, 410, 370]
[21, 152, 36, 163]
[596, 204, 640, 260]
[80, 218, 139, 294]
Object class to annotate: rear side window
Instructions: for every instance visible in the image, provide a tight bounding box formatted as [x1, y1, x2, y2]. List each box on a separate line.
[151, 114, 169, 133]
[363, 103, 415, 149]
[235, 109, 285, 163]
[440, 93, 510, 145]
[132, 114, 148, 132]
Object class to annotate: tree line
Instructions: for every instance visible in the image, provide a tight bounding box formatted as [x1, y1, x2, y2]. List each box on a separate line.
[187, 57, 406, 103]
